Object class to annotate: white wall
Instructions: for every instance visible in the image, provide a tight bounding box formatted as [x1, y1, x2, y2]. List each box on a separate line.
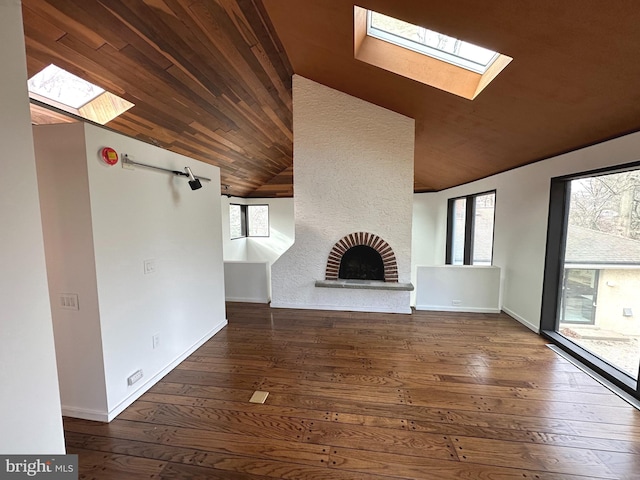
[244, 198, 295, 264]
[412, 130, 640, 331]
[0, 0, 65, 454]
[415, 266, 500, 313]
[272, 75, 415, 314]
[224, 261, 270, 303]
[34, 124, 108, 418]
[34, 122, 227, 421]
[86, 124, 227, 418]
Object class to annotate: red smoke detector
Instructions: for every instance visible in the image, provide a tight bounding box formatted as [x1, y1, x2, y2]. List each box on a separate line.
[101, 147, 119, 166]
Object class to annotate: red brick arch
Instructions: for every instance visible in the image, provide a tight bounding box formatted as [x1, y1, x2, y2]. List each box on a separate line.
[325, 232, 398, 282]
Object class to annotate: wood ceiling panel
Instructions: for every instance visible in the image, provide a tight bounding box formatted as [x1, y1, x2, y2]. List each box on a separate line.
[22, 0, 293, 197]
[24, 1, 640, 197]
[247, 165, 293, 198]
[263, 0, 640, 192]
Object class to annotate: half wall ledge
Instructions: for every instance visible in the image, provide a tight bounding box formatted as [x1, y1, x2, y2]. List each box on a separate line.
[315, 279, 414, 291]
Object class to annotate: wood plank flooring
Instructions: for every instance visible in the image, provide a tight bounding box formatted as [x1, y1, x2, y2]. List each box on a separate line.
[64, 303, 640, 479]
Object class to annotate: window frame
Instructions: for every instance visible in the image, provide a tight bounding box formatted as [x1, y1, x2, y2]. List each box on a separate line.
[540, 160, 640, 398]
[229, 203, 246, 239]
[229, 204, 270, 239]
[445, 190, 496, 265]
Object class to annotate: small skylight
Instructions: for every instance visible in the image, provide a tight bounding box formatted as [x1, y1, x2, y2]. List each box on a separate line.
[28, 64, 134, 125]
[28, 64, 105, 109]
[367, 11, 498, 74]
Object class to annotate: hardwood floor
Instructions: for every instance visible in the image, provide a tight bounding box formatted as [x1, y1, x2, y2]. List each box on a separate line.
[64, 303, 640, 479]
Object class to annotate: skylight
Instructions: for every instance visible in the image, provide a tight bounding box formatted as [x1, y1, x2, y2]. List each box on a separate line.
[28, 64, 134, 125]
[28, 64, 105, 109]
[367, 11, 498, 74]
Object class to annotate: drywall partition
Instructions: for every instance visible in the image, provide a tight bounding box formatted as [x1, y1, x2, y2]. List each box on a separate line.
[34, 124, 108, 419]
[34, 122, 227, 421]
[412, 130, 640, 331]
[415, 266, 500, 313]
[86, 124, 227, 419]
[0, 1, 65, 454]
[224, 261, 270, 302]
[271, 75, 415, 313]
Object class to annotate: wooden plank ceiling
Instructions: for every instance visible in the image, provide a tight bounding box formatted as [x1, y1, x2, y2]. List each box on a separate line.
[22, 0, 293, 198]
[22, 1, 640, 196]
[265, 0, 640, 192]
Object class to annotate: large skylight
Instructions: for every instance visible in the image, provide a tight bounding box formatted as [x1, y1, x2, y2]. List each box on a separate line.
[367, 11, 498, 74]
[27, 64, 134, 125]
[28, 64, 105, 109]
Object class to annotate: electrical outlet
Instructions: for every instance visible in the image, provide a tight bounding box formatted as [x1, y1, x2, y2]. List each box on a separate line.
[452, 300, 462, 306]
[143, 259, 156, 275]
[152, 334, 160, 349]
[59, 293, 79, 310]
[127, 369, 144, 386]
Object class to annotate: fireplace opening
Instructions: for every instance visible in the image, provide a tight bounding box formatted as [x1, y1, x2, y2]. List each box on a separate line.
[325, 232, 398, 282]
[338, 245, 385, 281]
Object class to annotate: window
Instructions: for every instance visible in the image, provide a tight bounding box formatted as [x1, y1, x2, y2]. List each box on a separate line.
[541, 163, 640, 398]
[353, 7, 512, 100]
[247, 205, 269, 236]
[27, 64, 134, 124]
[229, 204, 269, 239]
[29, 64, 105, 108]
[446, 191, 496, 265]
[229, 204, 244, 239]
[367, 10, 498, 74]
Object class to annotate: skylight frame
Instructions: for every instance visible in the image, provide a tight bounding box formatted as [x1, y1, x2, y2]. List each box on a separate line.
[366, 10, 499, 74]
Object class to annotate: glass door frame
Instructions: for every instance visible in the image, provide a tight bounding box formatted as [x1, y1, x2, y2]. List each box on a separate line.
[540, 161, 640, 399]
[559, 268, 599, 325]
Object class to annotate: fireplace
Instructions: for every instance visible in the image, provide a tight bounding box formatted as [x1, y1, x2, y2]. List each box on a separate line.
[339, 245, 384, 280]
[324, 232, 398, 282]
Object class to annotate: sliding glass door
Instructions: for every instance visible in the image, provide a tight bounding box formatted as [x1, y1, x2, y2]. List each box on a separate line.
[542, 164, 640, 395]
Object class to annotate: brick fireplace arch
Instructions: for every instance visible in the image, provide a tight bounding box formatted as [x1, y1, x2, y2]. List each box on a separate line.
[325, 232, 398, 282]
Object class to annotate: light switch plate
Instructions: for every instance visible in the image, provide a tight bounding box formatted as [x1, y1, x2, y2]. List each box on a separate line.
[60, 293, 79, 310]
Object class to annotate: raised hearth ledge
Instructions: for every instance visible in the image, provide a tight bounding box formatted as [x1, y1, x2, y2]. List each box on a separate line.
[315, 279, 414, 291]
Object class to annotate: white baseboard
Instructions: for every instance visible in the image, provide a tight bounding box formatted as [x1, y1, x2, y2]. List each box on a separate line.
[61, 318, 227, 423]
[415, 305, 500, 314]
[270, 302, 412, 315]
[60, 406, 110, 422]
[502, 306, 539, 333]
[225, 296, 269, 304]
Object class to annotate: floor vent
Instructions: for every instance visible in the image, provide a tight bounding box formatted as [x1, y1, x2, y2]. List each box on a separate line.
[249, 391, 269, 404]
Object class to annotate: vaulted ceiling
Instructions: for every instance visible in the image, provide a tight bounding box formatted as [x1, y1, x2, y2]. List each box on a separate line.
[22, 0, 640, 197]
[22, 0, 293, 197]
